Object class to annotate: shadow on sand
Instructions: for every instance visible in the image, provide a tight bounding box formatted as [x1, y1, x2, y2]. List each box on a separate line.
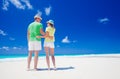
[36, 66, 74, 71]
[57, 66, 74, 70]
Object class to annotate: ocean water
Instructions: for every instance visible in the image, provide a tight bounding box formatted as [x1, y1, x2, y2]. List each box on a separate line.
[0, 53, 120, 59]
[0, 48, 120, 59]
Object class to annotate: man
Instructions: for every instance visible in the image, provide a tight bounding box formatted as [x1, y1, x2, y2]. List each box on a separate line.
[27, 15, 45, 71]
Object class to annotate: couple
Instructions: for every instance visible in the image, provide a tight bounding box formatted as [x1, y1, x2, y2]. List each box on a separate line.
[27, 14, 56, 71]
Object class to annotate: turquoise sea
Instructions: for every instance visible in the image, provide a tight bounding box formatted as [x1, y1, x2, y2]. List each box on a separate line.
[0, 48, 120, 59]
[0, 53, 120, 59]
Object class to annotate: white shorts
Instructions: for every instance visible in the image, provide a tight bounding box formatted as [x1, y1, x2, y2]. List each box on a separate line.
[44, 42, 55, 48]
[28, 41, 42, 51]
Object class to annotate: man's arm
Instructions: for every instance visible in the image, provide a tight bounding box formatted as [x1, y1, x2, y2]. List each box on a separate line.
[36, 31, 53, 40]
[40, 28, 45, 35]
[27, 31, 30, 41]
[36, 31, 49, 38]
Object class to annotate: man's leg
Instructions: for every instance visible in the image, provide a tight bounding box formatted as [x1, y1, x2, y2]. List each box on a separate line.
[27, 51, 32, 70]
[34, 51, 39, 70]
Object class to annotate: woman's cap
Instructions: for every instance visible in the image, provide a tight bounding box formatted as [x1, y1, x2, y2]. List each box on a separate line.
[47, 20, 54, 25]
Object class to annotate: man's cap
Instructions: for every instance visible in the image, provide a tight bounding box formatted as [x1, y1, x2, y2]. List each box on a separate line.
[34, 15, 42, 20]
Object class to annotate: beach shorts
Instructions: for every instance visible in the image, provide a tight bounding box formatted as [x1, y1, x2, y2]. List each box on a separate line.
[44, 42, 55, 48]
[28, 41, 42, 51]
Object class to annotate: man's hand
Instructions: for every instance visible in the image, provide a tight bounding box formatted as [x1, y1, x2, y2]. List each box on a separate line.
[36, 36, 41, 38]
[48, 36, 53, 40]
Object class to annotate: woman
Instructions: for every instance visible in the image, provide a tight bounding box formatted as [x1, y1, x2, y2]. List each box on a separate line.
[36, 20, 56, 70]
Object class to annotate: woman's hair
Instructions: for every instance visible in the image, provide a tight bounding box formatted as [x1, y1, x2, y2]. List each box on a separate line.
[49, 23, 54, 28]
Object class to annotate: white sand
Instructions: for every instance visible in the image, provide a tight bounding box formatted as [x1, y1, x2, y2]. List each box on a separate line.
[0, 54, 120, 79]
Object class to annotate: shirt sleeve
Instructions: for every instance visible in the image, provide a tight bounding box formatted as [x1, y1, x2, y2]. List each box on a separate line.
[45, 27, 49, 32]
[39, 23, 43, 30]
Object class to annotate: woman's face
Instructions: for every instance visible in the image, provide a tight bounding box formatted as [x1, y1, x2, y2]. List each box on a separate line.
[47, 23, 50, 26]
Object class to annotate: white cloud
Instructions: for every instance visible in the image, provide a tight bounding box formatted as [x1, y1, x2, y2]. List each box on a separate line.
[45, 6, 51, 16]
[2, 0, 9, 11]
[2, 0, 33, 10]
[13, 47, 21, 50]
[9, 37, 15, 41]
[21, 0, 33, 9]
[10, 0, 25, 9]
[0, 29, 7, 36]
[1, 46, 9, 51]
[99, 18, 109, 24]
[61, 36, 77, 44]
[0, 46, 22, 51]
[62, 36, 70, 43]
[0, 29, 15, 41]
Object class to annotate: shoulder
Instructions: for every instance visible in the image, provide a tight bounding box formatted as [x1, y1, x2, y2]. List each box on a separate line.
[35, 23, 43, 29]
[39, 23, 43, 28]
[45, 27, 50, 31]
[34, 22, 43, 27]
[35, 22, 43, 26]
[39, 23, 42, 25]
[46, 27, 55, 32]
[28, 22, 34, 29]
[46, 27, 49, 30]
[29, 22, 34, 26]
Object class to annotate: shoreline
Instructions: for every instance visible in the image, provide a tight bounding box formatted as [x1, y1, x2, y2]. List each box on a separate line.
[0, 53, 120, 62]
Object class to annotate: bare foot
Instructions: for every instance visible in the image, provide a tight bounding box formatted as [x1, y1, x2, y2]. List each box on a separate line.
[54, 67, 57, 71]
[27, 68, 30, 71]
[48, 68, 50, 71]
[33, 68, 38, 71]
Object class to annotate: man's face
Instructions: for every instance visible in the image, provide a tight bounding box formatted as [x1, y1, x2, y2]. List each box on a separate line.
[36, 18, 41, 22]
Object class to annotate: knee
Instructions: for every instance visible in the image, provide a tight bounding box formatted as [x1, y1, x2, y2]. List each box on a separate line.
[51, 54, 54, 56]
[28, 53, 32, 57]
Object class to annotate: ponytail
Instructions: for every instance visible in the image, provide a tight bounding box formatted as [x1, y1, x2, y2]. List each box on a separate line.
[49, 23, 55, 28]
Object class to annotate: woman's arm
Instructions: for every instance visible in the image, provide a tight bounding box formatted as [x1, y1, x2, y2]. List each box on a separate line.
[36, 31, 49, 38]
[36, 31, 54, 40]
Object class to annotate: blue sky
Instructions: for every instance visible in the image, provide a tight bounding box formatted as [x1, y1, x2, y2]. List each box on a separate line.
[0, 0, 120, 55]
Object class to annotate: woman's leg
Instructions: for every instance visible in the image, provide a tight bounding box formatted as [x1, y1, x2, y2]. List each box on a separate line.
[50, 48, 56, 70]
[44, 47, 50, 70]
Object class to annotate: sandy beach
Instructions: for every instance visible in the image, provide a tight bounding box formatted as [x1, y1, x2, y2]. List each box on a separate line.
[0, 54, 120, 79]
